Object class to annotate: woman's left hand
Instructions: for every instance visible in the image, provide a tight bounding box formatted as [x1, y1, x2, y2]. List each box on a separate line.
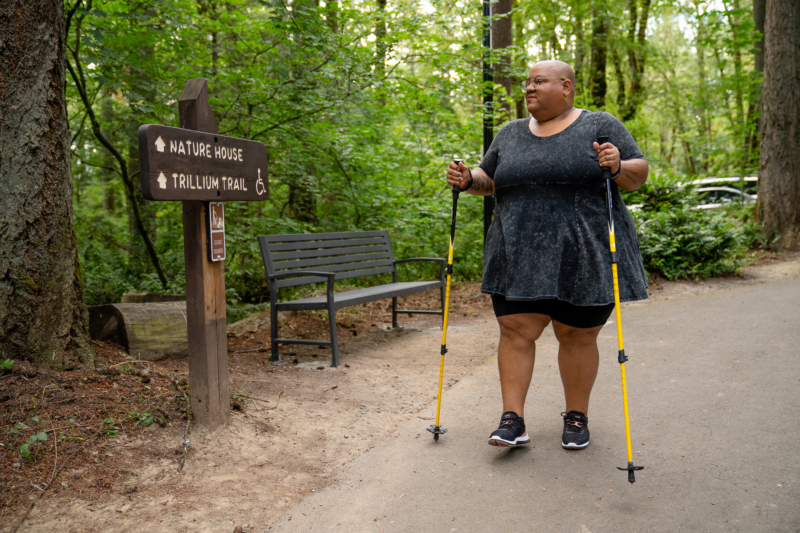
[592, 141, 620, 175]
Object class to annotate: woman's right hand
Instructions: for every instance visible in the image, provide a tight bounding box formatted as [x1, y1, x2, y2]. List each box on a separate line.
[447, 161, 472, 190]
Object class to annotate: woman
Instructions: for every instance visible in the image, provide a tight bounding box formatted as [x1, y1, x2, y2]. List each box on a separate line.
[447, 60, 649, 450]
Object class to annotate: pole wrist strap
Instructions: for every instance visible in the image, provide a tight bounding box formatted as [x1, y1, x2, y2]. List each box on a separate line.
[610, 163, 621, 180]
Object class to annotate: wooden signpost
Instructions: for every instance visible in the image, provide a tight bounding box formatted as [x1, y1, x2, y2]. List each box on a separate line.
[138, 78, 268, 428]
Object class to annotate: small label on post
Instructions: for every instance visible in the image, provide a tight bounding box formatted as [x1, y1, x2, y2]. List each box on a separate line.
[206, 202, 226, 261]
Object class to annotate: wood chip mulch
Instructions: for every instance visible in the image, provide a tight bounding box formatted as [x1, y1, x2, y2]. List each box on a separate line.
[0, 342, 191, 522]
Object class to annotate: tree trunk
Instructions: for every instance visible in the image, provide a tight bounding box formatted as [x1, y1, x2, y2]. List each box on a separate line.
[622, 0, 650, 121]
[572, 11, 587, 101]
[590, 7, 607, 109]
[748, 0, 766, 167]
[375, 0, 387, 77]
[694, 1, 710, 173]
[491, 0, 513, 119]
[326, 0, 338, 34]
[0, 0, 94, 368]
[756, 0, 800, 249]
[512, 0, 527, 119]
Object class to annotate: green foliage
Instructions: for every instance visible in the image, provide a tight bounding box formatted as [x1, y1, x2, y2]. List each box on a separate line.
[20, 432, 47, 459]
[620, 171, 765, 281]
[632, 205, 755, 281]
[0, 359, 13, 372]
[621, 172, 699, 212]
[128, 412, 154, 427]
[65, 0, 765, 312]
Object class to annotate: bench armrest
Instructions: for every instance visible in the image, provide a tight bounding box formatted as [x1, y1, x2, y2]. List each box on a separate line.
[392, 258, 446, 283]
[268, 270, 337, 305]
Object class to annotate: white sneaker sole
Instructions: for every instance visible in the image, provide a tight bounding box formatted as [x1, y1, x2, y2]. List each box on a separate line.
[561, 440, 589, 450]
[488, 431, 530, 447]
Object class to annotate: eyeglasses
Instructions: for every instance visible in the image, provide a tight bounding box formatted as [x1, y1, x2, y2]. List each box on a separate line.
[520, 77, 567, 91]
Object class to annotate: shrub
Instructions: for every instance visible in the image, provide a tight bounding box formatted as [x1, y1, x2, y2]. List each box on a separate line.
[632, 208, 747, 280]
[621, 171, 698, 211]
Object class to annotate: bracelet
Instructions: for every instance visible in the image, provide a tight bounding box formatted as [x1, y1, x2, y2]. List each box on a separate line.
[610, 163, 621, 180]
[462, 169, 474, 191]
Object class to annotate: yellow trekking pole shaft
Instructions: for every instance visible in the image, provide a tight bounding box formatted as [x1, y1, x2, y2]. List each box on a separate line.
[434, 236, 454, 430]
[598, 136, 643, 484]
[428, 160, 462, 441]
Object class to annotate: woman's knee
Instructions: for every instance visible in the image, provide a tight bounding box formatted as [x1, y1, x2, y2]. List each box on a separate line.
[552, 321, 602, 346]
[497, 313, 549, 345]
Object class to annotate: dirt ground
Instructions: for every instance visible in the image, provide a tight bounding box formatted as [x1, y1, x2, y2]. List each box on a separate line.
[2, 252, 798, 533]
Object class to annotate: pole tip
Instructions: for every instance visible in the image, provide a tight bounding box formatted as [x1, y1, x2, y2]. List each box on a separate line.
[617, 463, 644, 484]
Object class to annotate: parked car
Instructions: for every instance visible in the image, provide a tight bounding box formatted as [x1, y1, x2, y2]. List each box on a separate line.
[690, 175, 758, 194]
[695, 186, 756, 209]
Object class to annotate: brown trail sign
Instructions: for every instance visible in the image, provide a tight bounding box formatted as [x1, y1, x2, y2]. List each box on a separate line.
[138, 125, 268, 202]
[138, 78, 269, 429]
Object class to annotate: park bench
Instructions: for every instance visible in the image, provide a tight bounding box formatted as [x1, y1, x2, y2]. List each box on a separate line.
[258, 231, 446, 366]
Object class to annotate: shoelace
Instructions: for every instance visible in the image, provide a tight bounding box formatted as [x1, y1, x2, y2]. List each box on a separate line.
[500, 419, 515, 427]
[564, 418, 585, 433]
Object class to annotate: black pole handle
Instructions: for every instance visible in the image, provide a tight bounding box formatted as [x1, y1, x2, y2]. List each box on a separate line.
[452, 159, 464, 198]
[597, 136, 612, 181]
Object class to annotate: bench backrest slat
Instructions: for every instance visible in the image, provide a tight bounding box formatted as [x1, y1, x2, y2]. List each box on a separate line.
[258, 231, 397, 290]
[275, 251, 392, 271]
[260, 230, 387, 243]
[271, 245, 391, 262]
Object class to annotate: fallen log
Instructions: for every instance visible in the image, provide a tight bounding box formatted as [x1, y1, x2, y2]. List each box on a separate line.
[88, 302, 188, 360]
[121, 292, 186, 303]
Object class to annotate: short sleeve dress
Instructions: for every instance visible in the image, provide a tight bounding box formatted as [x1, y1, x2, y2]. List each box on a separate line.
[478, 110, 649, 306]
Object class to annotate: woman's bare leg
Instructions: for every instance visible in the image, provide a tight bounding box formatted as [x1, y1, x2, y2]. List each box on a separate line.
[552, 321, 604, 415]
[496, 313, 551, 419]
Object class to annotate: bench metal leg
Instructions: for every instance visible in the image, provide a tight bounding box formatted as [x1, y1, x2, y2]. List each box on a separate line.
[392, 296, 398, 329]
[270, 303, 280, 362]
[328, 306, 340, 367]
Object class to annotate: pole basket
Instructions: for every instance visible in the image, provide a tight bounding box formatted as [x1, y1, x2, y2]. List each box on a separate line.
[617, 462, 645, 483]
[427, 425, 447, 441]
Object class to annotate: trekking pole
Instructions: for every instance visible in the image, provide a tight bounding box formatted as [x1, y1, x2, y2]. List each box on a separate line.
[427, 159, 464, 441]
[597, 136, 644, 483]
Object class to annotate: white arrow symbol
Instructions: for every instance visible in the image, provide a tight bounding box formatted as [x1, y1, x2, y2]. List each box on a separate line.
[155, 136, 165, 152]
[157, 172, 167, 189]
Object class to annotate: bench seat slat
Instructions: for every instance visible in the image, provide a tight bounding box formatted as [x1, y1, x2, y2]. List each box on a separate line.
[274, 266, 396, 288]
[276, 281, 444, 311]
[273, 251, 392, 270]
[269, 237, 387, 252]
[262, 230, 387, 243]
[271, 245, 390, 262]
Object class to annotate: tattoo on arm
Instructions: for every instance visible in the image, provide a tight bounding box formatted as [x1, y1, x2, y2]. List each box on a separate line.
[616, 159, 648, 191]
[621, 167, 639, 187]
[467, 168, 494, 196]
[470, 175, 494, 195]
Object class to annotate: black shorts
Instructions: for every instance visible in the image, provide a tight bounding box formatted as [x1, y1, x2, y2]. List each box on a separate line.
[491, 295, 614, 329]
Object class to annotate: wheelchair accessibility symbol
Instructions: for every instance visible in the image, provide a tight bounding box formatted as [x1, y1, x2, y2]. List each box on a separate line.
[256, 168, 267, 196]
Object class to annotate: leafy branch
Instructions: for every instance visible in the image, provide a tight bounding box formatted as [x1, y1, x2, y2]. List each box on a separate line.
[65, 0, 168, 290]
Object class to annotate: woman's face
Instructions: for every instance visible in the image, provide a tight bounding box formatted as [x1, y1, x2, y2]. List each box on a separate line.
[524, 65, 569, 120]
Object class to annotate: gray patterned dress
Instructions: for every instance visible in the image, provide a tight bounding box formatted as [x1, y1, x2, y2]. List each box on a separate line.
[479, 110, 649, 306]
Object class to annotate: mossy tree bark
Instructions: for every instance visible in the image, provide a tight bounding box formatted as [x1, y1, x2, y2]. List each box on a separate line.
[0, 0, 94, 368]
[756, 0, 800, 250]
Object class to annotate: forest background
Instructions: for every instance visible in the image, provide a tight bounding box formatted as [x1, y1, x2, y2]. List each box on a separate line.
[65, 0, 768, 322]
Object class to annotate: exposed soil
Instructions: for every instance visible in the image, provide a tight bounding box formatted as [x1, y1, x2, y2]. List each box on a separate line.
[1, 252, 798, 533]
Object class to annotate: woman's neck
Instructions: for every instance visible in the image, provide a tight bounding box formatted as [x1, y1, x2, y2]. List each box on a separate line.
[528, 107, 582, 138]
[534, 106, 575, 124]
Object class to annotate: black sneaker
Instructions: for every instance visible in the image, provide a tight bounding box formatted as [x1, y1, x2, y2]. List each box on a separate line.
[561, 411, 590, 450]
[488, 411, 530, 447]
